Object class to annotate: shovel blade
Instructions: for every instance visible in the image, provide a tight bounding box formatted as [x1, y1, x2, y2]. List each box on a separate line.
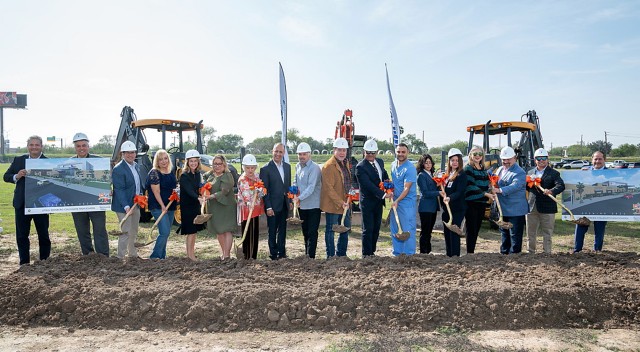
[108, 229, 124, 236]
[193, 214, 212, 225]
[332, 224, 349, 233]
[286, 217, 304, 224]
[395, 231, 410, 241]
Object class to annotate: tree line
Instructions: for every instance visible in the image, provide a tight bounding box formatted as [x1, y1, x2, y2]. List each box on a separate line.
[20, 131, 640, 158]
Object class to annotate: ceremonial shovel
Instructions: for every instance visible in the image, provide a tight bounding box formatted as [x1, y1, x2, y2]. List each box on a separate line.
[234, 181, 266, 259]
[286, 186, 303, 225]
[534, 183, 590, 226]
[433, 174, 465, 236]
[135, 191, 179, 248]
[108, 195, 148, 236]
[331, 197, 351, 233]
[194, 183, 213, 225]
[488, 174, 513, 230]
[391, 204, 410, 241]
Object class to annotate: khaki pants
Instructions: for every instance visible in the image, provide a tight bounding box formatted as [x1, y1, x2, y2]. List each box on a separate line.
[116, 208, 140, 258]
[526, 206, 555, 253]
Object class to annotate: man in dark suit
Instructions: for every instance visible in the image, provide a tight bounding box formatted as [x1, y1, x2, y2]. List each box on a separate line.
[526, 148, 565, 254]
[3, 135, 51, 265]
[355, 139, 390, 257]
[259, 143, 291, 260]
[111, 140, 144, 259]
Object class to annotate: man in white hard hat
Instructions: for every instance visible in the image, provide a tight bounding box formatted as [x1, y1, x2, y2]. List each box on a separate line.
[320, 137, 352, 258]
[491, 146, 528, 254]
[355, 139, 390, 257]
[390, 143, 417, 256]
[70, 133, 110, 257]
[293, 142, 322, 258]
[259, 143, 292, 260]
[526, 148, 565, 254]
[3, 135, 51, 265]
[111, 140, 144, 259]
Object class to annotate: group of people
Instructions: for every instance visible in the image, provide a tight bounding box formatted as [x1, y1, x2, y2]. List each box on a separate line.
[414, 147, 609, 257]
[3, 134, 610, 265]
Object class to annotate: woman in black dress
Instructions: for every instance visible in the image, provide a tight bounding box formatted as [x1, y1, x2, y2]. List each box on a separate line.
[179, 150, 204, 260]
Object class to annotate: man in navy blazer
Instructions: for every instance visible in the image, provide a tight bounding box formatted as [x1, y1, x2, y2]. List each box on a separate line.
[259, 143, 291, 260]
[3, 135, 50, 265]
[111, 141, 144, 259]
[355, 140, 390, 257]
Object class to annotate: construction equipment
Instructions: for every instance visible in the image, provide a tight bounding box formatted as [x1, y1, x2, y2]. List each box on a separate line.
[112, 106, 206, 223]
[334, 109, 367, 209]
[466, 110, 544, 173]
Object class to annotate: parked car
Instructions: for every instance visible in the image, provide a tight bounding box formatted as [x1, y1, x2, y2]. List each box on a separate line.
[627, 162, 640, 169]
[563, 160, 590, 169]
[611, 160, 627, 168]
[229, 157, 242, 163]
[552, 158, 578, 168]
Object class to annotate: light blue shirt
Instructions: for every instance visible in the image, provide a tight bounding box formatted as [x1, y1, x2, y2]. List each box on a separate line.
[391, 160, 417, 204]
[126, 161, 142, 195]
[295, 159, 322, 209]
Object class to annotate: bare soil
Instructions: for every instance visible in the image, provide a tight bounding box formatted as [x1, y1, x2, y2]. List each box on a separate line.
[1, 228, 639, 351]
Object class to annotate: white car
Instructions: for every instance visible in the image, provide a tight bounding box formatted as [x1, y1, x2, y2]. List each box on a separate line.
[563, 160, 590, 169]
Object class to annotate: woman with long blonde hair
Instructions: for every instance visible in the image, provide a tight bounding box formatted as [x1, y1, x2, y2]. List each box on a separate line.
[463, 147, 492, 254]
[147, 149, 178, 259]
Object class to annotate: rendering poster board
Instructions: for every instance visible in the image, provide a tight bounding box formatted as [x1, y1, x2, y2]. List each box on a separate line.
[25, 158, 112, 214]
[560, 168, 640, 222]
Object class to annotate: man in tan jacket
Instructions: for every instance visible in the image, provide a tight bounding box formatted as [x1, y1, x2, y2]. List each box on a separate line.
[320, 138, 351, 258]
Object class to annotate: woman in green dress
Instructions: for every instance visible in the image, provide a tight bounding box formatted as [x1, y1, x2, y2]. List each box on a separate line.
[204, 155, 238, 260]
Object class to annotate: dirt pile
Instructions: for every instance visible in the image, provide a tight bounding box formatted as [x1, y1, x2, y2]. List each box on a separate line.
[0, 252, 638, 333]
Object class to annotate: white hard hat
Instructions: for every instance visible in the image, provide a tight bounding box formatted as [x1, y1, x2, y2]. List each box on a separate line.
[500, 146, 516, 159]
[121, 141, 137, 152]
[185, 149, 200, 159]
[447, 148, 463, 158]
[296, 142, 311, 153]
[242, 154, 258, 166]
[363, 139, 378, 152]
[534, 148, 549, 157]
[333, 137, 349, 149]
[73, 132, 89, 142]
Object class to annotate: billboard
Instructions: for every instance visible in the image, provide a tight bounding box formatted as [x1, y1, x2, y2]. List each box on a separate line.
[560, 168, 640, 222]
[25, 158, 112, 214]
[0, 92, 17, 107]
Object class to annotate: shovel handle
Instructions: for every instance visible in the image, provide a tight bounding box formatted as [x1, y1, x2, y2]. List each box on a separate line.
[536, 185, 576, 221]
[392, 204, 404, 233]
[238, 191, 258, 244]
[340, 198, 350, 226]
[118, 203, 139, 228]
[150, 200, 175, 231]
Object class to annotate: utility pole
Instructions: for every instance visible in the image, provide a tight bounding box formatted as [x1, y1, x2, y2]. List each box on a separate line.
[604, 131, 608, 157]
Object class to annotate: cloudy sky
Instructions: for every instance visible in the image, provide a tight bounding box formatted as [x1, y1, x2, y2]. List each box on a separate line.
[2, 0, 639, 150]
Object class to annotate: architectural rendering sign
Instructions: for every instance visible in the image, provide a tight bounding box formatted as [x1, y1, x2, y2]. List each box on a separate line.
[560, 169, 640, 222]
[25, 158, 112, 214]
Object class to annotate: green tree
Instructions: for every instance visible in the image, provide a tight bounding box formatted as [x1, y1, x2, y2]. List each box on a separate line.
[566, 144, 590, 158]
[403, 133, 428, 154]
[202, 127, 217, 146]
[549, 146, 565, 156]
[208, 134, 243, 154]
[611, 143, 639, 157]
[92, 135, 115, 154]
[247, 136, 277, 155]
[587, 140, 612, 155]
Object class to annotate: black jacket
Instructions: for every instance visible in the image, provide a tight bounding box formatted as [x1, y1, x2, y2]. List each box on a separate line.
[355, 157, 389, 209]
[3, 154, 48, 209]
[259, 160, 291, 213]
[527, 166, 565, 214]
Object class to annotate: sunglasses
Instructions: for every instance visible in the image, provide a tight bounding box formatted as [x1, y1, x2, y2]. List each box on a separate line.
[535, 157, 548, 161]
[365, 151, 377, 155]
[472, 152, 483, 157]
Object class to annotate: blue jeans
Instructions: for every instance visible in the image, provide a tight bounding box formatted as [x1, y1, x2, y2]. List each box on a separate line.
[325, 211, 351, 258]
[574, 221, 607, 252]
[149, 209, 175, 259]
[500, 215, 525, 254]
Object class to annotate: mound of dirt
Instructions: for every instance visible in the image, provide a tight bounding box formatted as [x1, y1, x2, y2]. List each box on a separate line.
[0, 252, 638, 333]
